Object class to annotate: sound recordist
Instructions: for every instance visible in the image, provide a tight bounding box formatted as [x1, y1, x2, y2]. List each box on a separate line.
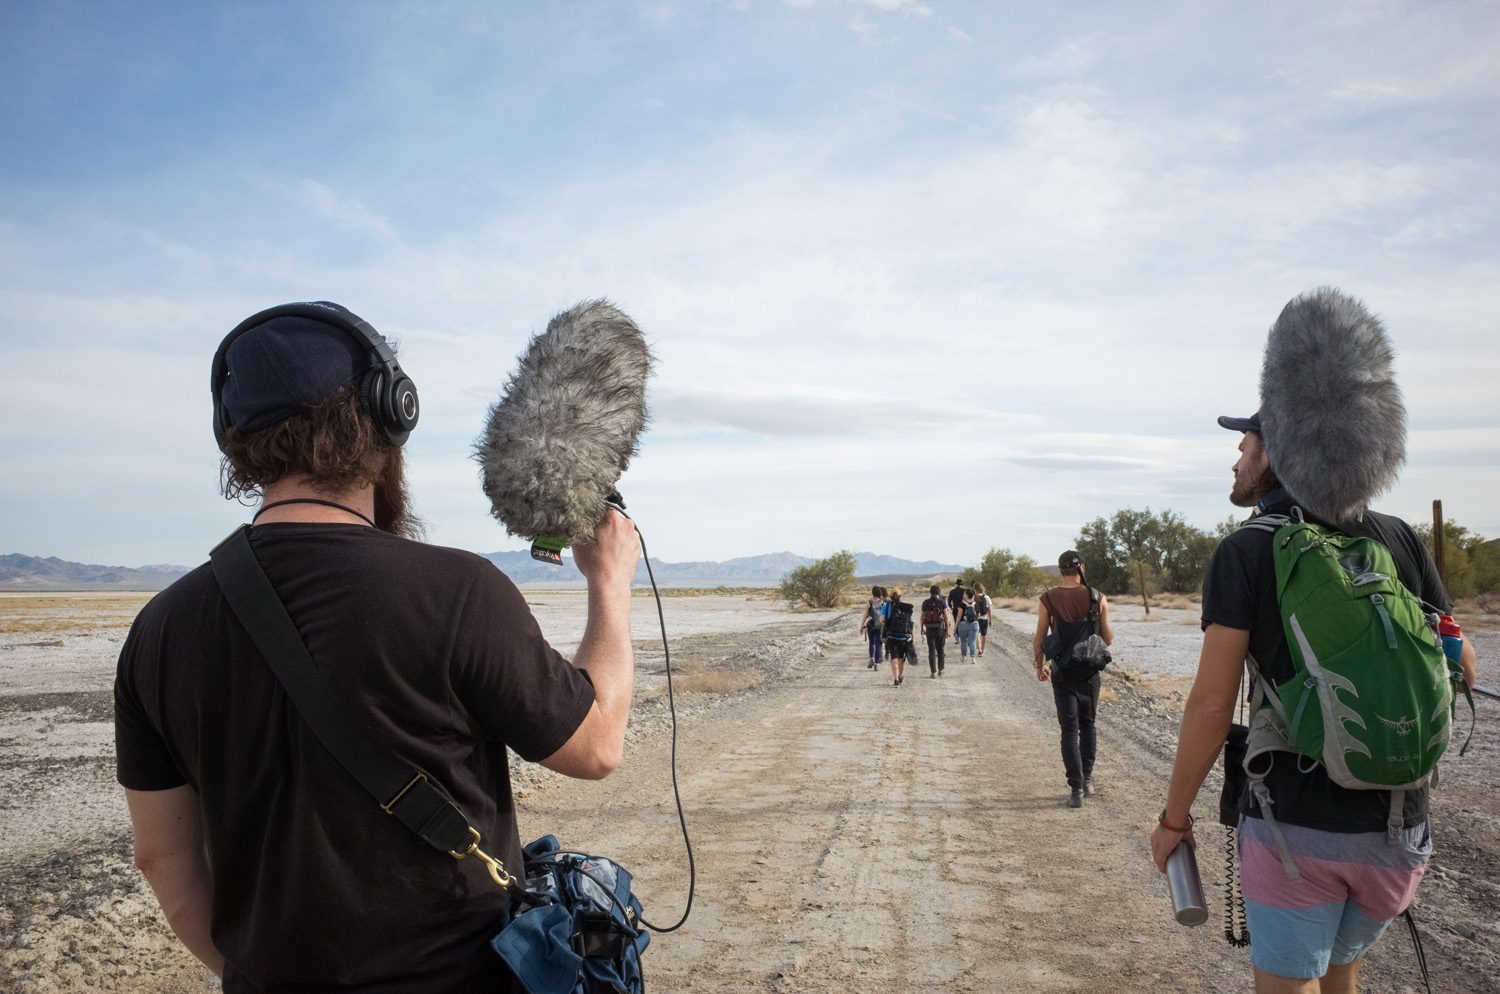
[113, 302, 640, 992]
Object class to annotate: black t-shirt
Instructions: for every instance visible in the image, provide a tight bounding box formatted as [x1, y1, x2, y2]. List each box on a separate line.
[947, 586, 965, 615]
[115, 524, 596, 993]
[1201, 491, 1451, 833]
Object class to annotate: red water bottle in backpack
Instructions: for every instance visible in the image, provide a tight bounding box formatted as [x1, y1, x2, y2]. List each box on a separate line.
[1437, 614, 1463, 667]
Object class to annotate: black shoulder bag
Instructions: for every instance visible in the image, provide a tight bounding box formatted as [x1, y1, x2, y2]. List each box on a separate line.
[209, 525, 648, 994]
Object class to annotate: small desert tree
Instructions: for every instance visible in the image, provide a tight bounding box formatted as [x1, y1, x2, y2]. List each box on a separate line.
[778, 549, 858, 608]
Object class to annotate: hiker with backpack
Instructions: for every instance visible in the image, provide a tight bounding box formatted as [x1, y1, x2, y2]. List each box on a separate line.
[947, 578, 967, 647]
[860, 585, 886, 670]
[974, 582, 993, 657]
[955, 589, 980, 664]
[921, 584, 954, 678]
[883, 588, 915, 688]
[1032, 550, 1114, 808]
[1149, 290, 1479, 994]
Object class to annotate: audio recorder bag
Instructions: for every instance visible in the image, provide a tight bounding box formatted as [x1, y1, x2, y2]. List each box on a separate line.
[209, 524, 649, 994]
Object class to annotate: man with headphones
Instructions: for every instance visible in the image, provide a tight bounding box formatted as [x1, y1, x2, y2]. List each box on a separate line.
[114, 302, 640, 992]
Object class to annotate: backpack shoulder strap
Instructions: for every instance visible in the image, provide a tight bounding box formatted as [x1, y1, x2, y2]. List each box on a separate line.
[1238, 512, 1293, 535]
[208, 525, 519, 889]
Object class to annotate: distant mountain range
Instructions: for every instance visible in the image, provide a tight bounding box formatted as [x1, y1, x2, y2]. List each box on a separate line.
[0, 550, 966, 591]
[0, 554, 194, 591]
[480, 550, 967, 587]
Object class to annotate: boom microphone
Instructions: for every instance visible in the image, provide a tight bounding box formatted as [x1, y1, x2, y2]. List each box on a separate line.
[475, 299, 654, 564]
[1258, 287, 1406, 524]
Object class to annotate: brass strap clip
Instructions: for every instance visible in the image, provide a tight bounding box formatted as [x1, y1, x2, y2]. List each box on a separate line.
[449, 827, 519, 890]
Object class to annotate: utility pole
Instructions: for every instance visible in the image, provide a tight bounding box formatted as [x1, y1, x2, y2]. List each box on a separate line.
[1432, 499, 1446, 586]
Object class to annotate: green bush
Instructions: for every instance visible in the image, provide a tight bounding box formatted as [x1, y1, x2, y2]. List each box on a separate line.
[778, 550, 858, 608]
[964, 548, 1047, 598]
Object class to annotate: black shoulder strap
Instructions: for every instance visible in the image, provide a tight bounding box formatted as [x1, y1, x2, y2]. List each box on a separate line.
[1087, 586, 1100, 622]
[208, 525, 486, 864]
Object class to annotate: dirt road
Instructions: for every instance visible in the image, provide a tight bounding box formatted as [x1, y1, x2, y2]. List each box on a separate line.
[531, 619, 1244, 992]
[5, 603, 1496, 992]
[528, 615, 1499, 993]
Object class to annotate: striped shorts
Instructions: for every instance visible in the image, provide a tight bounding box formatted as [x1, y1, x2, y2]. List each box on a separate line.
[1238, 815, 1431, 979]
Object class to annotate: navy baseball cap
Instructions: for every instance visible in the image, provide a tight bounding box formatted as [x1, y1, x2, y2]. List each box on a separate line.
[220, 313, 366, 432]
[1217, 410, 1262, 433]
[1058, 550, 1082, 570]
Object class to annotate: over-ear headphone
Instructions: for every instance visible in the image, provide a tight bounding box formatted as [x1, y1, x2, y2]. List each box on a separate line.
[210, 301, 420, 449]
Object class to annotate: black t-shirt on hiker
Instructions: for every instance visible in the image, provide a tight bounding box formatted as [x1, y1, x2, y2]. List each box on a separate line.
[115, 524, 597, 993]
[1201, 491, 1451, 834]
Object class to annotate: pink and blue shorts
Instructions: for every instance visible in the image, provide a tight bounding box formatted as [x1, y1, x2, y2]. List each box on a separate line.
[1238, 815, 1430, 980]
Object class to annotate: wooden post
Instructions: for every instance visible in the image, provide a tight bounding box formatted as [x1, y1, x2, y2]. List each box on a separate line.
[1432, 499, 1446, 586]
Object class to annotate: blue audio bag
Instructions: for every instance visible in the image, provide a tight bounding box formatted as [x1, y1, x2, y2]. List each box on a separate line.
[491, 835, 648, 994]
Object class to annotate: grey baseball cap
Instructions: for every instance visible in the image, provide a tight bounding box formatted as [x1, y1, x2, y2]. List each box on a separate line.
[1216, 410, 1262, 432]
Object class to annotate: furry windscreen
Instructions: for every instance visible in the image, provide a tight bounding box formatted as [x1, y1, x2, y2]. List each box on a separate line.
[476, 300, 653, 545]
[1258, 287, 1406, 524]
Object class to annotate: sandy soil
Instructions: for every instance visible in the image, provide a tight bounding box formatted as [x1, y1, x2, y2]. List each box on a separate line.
[2, 592, 1497, 993]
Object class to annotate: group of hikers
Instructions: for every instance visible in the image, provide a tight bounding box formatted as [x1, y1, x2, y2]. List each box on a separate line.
[840, 290, 1486, 994]
[117, 289, 1484, 994]
[859, 578, 993, 686]
[857, 561, 1110, 814]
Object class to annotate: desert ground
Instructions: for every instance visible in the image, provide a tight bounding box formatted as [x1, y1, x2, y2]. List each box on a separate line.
[2, 589, 1498, 993]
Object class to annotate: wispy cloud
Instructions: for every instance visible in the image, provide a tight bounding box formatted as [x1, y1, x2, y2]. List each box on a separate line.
[2, 0, 1497, 566]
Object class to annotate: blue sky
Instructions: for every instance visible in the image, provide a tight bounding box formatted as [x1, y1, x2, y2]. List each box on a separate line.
[3, 0, 1497, 569]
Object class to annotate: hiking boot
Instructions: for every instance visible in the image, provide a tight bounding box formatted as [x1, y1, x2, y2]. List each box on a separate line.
[1067, 790, 1084, 809]
[1084, 778, 1096, 797]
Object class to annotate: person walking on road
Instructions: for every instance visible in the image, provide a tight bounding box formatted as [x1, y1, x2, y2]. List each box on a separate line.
[883, 588, 914, 687]
[921, 584, 953, 678]
[1149, 289, 1481, 994]
[955, 588, 980, 664]
[947, 578, 966, 646]
[1033, 551, 1114, 808]
[860, 585, 886, 670]
[974, 582, 993, 657]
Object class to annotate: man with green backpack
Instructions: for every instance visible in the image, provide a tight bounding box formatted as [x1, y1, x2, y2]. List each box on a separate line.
[1149, 289, 1479, 994]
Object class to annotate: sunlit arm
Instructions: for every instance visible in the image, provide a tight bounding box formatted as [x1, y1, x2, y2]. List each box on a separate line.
[1150, 623, 1247, 872]
[1031, 602, 1051, 681]
[123, 785, 224, 977]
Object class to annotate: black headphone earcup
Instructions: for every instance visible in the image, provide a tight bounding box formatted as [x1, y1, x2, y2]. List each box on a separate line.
[390, 375, 419, 433]
[362, 367, 418, 446]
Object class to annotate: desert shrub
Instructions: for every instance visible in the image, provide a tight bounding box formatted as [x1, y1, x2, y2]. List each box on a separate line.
[965, 548, 1048, 598]
[778, 550, 857, 608]
[1415, 519, 1500, 598]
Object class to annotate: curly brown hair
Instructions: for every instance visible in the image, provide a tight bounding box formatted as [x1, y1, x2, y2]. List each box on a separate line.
[219, 385, 383, 495]
[219, 386, 421, 539]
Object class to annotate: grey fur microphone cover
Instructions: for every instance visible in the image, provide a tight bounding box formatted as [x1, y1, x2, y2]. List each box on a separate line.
[476, 300, 653, 545]
[1259, 287, 1406, 524]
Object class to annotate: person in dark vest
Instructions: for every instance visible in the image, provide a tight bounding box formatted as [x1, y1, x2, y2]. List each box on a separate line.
[1032, 550, 1114, 808]
[114, 303, 641, 992]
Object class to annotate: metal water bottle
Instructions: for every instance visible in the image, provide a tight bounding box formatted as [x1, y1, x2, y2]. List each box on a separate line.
[1166, 841, 1208, 926]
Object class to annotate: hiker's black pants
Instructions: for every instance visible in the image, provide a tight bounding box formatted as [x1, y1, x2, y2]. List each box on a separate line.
[1052, 674, 1100, 790]
[925, 627, 946, 673]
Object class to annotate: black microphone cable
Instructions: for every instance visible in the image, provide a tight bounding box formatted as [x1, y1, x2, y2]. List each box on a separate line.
[607, 501, 695, 933]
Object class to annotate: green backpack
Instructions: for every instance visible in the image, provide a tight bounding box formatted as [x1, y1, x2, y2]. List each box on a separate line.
[1240, 512, 1468, 868]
